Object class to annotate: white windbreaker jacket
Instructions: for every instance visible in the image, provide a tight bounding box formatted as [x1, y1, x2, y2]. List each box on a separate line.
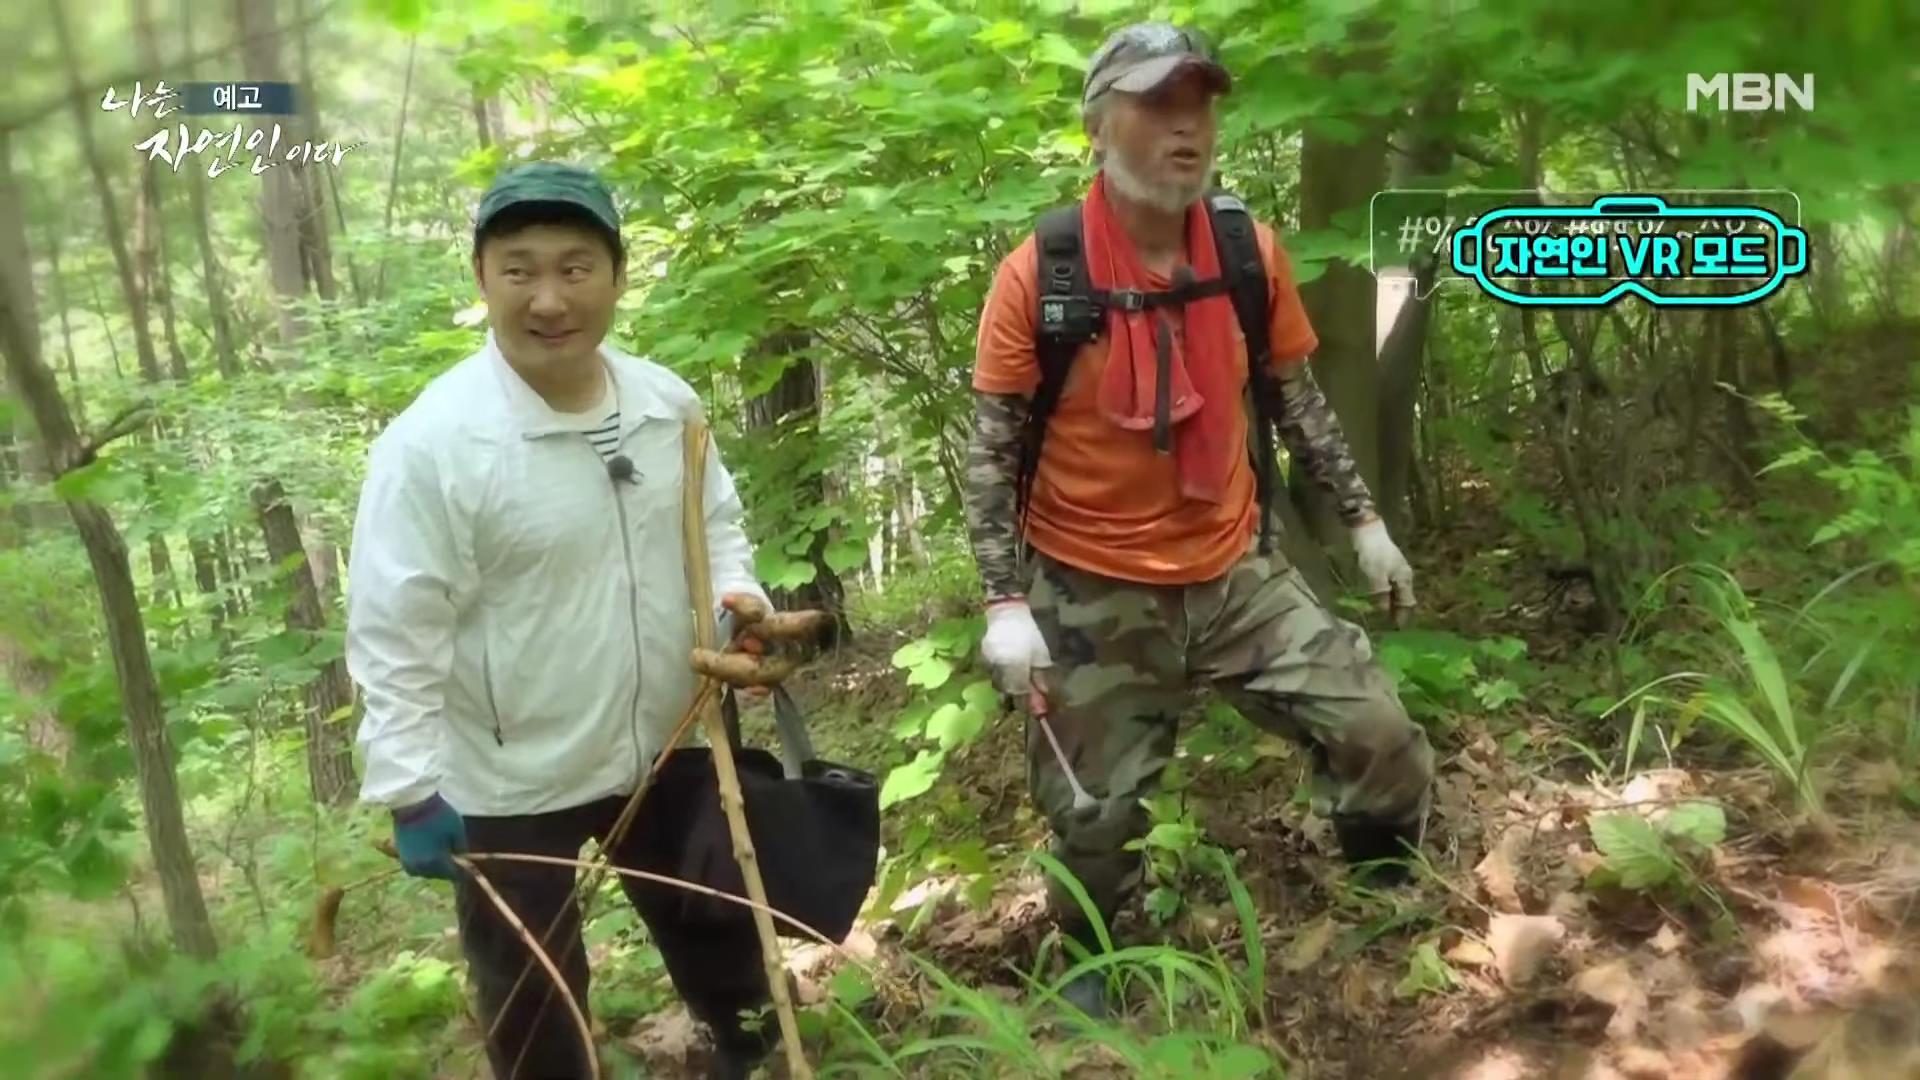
[346, 333, 767, 816]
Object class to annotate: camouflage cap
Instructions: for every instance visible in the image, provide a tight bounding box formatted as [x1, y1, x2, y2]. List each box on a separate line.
[1083, 22, 1231, 105]
[474, 161, 620, 238]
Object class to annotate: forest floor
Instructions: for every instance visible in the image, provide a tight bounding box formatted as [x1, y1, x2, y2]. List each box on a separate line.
[51, 488, 1914, 1079]
[605, 495, 1920, 1079]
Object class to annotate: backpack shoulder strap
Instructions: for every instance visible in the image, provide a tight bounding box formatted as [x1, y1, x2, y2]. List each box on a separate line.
[1204, 191, 1283, 552]
[1204, 191, 1270, 364]
[1018, 203, 1097, 518]
[1031, 204, 1094, 416]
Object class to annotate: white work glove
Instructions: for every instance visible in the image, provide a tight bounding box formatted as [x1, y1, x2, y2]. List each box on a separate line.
[981, 598, 1053, 697]
[1352, 517, 1416, 623]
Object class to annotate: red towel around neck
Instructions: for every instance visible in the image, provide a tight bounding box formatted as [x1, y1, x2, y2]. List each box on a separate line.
[1083, 174, 1238, 504]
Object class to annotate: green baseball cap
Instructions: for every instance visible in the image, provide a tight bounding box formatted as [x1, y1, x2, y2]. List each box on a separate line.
[474, 161, 621, 240]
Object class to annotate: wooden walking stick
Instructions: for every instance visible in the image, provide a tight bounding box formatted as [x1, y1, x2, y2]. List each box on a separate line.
[681, 416, 812, 1079]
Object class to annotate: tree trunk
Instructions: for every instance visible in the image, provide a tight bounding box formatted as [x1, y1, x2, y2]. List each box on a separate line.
[1375, 73, 1459, 537]
[44, 222, 85, 428]
[0, 129, 217, 960]
[250, 479, 356, 805]
[374, 35, 418, 299]
[230, 0, 358, 803]
[234, 0, 308, 343]
[131, 145, 187, 379]
[50, 0, 161, 383]
[150, 185, 192, 382]
[743, 332, 848, 635]
[0, 630, 69, 764]
[1804, 223, 1846, 332]
[290, 0, 337, 302]
[1715, 312, 1760, 499]
[180, 0, 240, 378]
[85, 271, 125, 381]
[148, 532, 182, 611]
[324, 165, 366, 305]
[215, 530, 242, 624]
[1292, 35, 1391, 553]
[1755, 307, 1793, 398]
[470, 80, 494, 150]
[1519, 309, 1622, 631]
[189, 537, 225, 639]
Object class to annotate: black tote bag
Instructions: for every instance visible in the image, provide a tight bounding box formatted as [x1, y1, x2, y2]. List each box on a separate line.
[624, 685, 880, 945]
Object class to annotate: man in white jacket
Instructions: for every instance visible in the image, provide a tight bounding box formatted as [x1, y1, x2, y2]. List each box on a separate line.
[347, 161, 774, 1079]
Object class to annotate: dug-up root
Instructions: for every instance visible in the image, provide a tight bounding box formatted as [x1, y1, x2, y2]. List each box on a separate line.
[690, 647, 799, 687]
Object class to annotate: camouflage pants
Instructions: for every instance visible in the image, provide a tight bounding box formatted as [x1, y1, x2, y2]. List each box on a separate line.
[1025, 542, 1433, 924]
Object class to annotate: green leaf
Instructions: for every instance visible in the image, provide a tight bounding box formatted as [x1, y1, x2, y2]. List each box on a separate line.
[890, 639, 937, 669]
[65, 835, 125, 900]
[823, 536, 868, 574]
[926, 701, 987, 750]
[1759, 445, 1822, 475]
[927, 618, 978, 656]
[1145, 886, 1182, 924]
[767, 560, 817, 590]
[1141, 822, 1202, 851]
[361, 0, 427, 32]
[960, 679, 1001, 716]
[1661, 801, 1727, 850]
[907, 656, 954, 690]
[1590, 813, 1678, 890]
[879, 749, 945, 808]
[129, 1015, 174, 1064]
[1031, 32, 1084, 68]
[890, 708, 926, 740]
[52, 459, 111, 501]
[1479, 636, 1530, 663]
[1394, 940, 1458, 999]
[828, 965, 875, 1010]
[1210, 1044, 1276, 1079]
[1473, 678, 1524, 710]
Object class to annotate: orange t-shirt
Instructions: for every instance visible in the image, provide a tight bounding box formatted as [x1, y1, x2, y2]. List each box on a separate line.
[972, 221, 1319, 586]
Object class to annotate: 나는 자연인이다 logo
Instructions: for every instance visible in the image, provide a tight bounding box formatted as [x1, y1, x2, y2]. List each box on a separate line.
[100, 80, 363, 179]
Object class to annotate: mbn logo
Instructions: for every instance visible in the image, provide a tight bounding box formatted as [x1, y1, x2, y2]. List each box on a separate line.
[1687, 73, 1815, 112]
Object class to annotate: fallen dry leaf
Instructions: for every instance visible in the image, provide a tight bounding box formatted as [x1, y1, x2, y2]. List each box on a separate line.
[1621, 770, 1692, 809]
[1575, 959, 1650, 1040]
[1615, 1042, 1672, 1079]
[1855, 759, 1907, 798]
[1548, 890, 1587, 921]
[1285, 915, 1338, 972]
[1763, 1005, 1837, 1051]
[1733, 984, 1791, 1035]
[1475, 827, 1529, 913]
[1452, 1047, 1536, 1080]
[625, 1007, 702, 1065]
[1650, 924, 1685, 955]
[1340, 961, 1381, 1014]
[1447, 937, 1498, 969]
[1777, 876, 1841, 921]
[1489, 914, 1565, 986]
[1656, 988, 1716, 1049]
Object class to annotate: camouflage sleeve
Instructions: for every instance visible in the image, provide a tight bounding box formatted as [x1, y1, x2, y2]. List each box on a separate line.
[963, 389, 1031, 600]
[1268, 361, 1378, 526]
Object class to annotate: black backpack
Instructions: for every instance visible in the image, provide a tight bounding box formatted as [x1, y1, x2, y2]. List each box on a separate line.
[1016, 190, 1283, 554]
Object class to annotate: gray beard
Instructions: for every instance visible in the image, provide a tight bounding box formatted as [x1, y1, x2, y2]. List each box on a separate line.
[1103, 149, 1210, 215]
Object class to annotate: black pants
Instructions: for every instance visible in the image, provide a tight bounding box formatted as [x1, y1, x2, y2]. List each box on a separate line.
[452, 794, 772, 1080]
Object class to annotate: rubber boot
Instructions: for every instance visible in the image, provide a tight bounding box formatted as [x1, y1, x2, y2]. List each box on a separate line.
[1332, 812, 1424, 888]
[1054, 917, 1114, 1020]
[704, 1011, 776, 1080]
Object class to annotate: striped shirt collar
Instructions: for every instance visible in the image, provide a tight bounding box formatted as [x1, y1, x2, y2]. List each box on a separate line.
[485, 330, 675, 439]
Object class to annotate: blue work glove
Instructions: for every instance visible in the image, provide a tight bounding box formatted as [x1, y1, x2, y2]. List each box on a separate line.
[392, 793, 468, 881]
